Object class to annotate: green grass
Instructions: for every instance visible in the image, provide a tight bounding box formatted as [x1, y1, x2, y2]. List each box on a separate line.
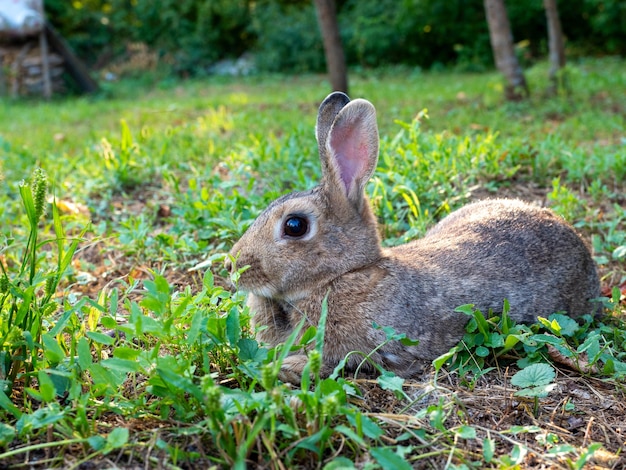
[0, 57, 625, 468]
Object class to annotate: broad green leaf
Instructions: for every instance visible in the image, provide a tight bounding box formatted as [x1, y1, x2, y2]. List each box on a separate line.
[88, 435, 106, 451]
[483, 436, 495, 462]
[486, 332, 504, 348]
[226, 307, 241, 347]
[508, 425, 542, 434]
[101, 316, 117, 329]
[529, 333, 563, 346]
[42, 333, 65, 365]
[574, 443, 603, 470]
[0, 389, 22, 418]
[378, 372, 405, 393]
[503, 334, 521, 350]
[576, 331, 600, 355]
[510, 363, 555, 388]
[548, 313, 579, 337]
[106, 427, 129, 451]
[113, 347, 141, 360]
[334, 424, 366, 446]
[38, 371, 56, 402]
[157, 366, 203, 402]
[433, 347, 459, 372]
[319, 378, 345, 400]
[323, 457, 356, 470]
[186, 309, 204, 345]
[292, 427, 328, 453]
[455, 304, 476, 317]
[48, 368, 71, 396]
[153, 274, 170, 295]
[238, 338, 264, 362]
[89, 363, 124, 390]
[611, 359, 626, 374]
[49, 300, 84, 336]
[612, 245, 626, 260]
[86, 331, 115, 346]
[77, 337, 93, 370]
[455, 425, 477, 439]
[109, 288, 119, 317]
[399, 336, 420, 346]
[514, 383, 556, 398]
[347, 412, 383, 440]
[299, 326, 317, 346]
[18, 406, 65, 431]
[370, 447, 412, 470]
[509, 444, 527, 464]
[0, 422, 16, 446]
[102, 358, 141, 374]
[547, 444, 576, 456]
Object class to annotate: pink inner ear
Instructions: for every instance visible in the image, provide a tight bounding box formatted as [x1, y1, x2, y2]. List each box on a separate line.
[329, 122, 370, 193]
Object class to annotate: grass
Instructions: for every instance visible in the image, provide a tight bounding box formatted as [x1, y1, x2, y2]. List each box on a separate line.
[0, 56, 625, 468]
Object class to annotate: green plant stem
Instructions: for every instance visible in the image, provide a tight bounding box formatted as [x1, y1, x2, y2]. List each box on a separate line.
[0, 438, 88, 461]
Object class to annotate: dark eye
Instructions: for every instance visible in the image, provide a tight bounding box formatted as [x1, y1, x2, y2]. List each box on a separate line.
[283, 216, 309, 238]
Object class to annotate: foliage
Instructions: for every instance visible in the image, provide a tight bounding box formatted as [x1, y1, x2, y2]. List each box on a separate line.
[374, 111, 519, 242]
[442, 292, 626, 386]
[45, 0, 253, 75]
[0, 169, 85, 392]
[0, 59, 624, 467]
[251, 1, 326, 73]
[44, 0, 626, 76]
[511, 363, 557, 416]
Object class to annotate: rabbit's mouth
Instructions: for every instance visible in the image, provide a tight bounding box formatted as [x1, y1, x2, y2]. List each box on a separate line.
[235, 261, 279, 298]
[239, 269, 312, 302]
[241, 280, 309, 302]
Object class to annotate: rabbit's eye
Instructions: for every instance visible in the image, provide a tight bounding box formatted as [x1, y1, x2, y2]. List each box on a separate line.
[283, 216, 309, 238]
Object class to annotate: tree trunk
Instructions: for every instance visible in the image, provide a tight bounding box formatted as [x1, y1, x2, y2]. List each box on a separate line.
[483, 0, 529, 100]
[313, 0, 348, 94]
[544, 0, 567, 95]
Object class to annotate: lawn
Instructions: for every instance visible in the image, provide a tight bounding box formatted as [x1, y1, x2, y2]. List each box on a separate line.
[0, 57, 625, 469]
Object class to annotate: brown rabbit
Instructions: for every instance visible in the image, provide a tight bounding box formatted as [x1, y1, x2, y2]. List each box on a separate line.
[226, 92, 600, 380]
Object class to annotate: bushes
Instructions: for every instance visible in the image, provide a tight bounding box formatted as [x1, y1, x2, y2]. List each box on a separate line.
[45, 0, 253, 75]
[45, 0, 625, 76]
[251, 2, 326, 73]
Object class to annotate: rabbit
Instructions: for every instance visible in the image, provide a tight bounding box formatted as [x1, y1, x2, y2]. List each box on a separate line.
[226, 91, 601, 381]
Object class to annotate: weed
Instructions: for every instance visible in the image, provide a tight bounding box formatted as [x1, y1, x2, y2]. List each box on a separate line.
[510, 363, 557, 416]
[0, 168, 85, 392]
[0, 59, 624, 467]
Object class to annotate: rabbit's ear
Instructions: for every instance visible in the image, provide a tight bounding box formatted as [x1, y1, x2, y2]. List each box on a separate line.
[324, 99, 379, 207]
[316, 92, 351, 167]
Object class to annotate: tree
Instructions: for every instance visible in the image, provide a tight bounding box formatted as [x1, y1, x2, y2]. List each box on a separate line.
[543, 0, 566, 95]
[483, 0, 529, 100]
[313, 0, 348, 94]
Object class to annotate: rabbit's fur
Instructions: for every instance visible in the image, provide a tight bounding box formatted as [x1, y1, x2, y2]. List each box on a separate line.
[227, 92, 600, 379]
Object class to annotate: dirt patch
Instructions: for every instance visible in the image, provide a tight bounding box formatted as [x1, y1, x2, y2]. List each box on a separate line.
[349, 367, 626, 469]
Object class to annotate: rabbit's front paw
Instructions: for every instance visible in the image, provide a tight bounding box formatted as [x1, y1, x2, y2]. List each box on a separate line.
[278, 354, 309, 384]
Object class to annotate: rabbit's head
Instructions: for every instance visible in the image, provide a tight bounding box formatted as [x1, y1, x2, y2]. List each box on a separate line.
[228, 92, 383, 301]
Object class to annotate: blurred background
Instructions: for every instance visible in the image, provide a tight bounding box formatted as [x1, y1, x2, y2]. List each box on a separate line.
[3, 0, 625, 91]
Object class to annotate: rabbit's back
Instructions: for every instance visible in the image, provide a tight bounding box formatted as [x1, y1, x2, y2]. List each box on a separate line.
[392, 198, 600, 323]
[367, 199, 601, 365]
